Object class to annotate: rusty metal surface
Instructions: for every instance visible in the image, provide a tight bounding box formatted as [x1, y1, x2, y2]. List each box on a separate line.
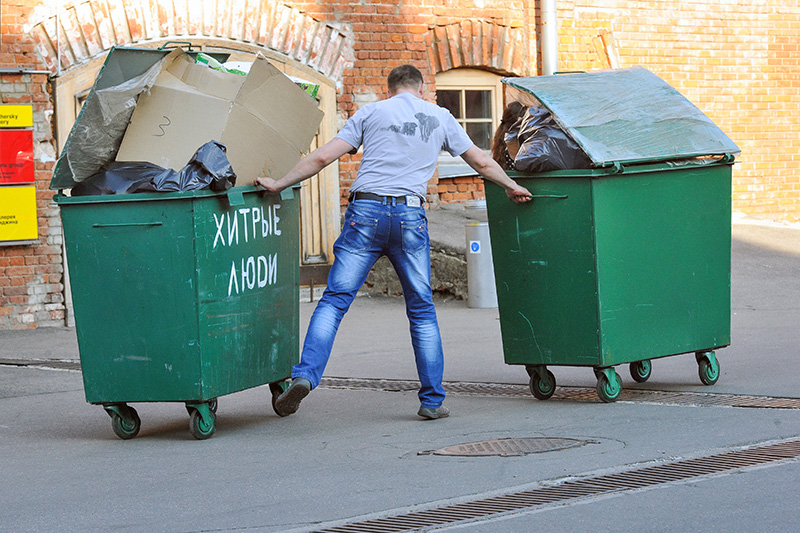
[420, 437, 591, 457]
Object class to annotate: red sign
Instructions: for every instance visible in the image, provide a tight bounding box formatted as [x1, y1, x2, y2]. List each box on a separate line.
[0, 130, 35, 184]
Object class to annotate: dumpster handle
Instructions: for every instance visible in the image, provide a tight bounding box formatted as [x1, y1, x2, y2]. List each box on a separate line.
[158, 41, 195, 51]
[529, 194, 568, 200]
[92, 222, 163, 228]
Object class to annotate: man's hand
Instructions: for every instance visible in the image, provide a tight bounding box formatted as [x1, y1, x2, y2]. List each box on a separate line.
[254, 176, 283, 194]
[506, 184, 533, 203]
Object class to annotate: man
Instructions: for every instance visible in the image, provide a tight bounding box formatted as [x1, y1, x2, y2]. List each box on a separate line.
[255, 64, 532, 420]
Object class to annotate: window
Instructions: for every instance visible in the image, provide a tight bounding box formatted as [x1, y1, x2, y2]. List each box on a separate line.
[435, 69, 504, 177]
[437, 89, 494, 150]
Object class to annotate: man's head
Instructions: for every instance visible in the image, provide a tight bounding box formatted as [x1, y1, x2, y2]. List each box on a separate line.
[388, 65, 424, 96]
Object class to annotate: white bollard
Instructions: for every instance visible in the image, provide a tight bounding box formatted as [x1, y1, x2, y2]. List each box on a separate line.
[466, 221, 498, 308]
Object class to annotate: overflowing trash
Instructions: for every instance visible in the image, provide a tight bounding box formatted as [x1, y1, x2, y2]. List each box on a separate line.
[510, 106, 592, 173]
[72, 140, 236, 196]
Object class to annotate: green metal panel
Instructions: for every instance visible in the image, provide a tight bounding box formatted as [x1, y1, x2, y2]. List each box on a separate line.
[60, 194, 201, 402]
[485, 177, 601, 367]
[592, 164, 732, 365]
[193, 190, 299, 399]
[58, 186, 299, 404]
[502, 68, 740, 167]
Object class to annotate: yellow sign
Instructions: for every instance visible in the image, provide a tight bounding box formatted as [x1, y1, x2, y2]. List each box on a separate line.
[0, 186, 39, 243]
[0, 104, 34, 128]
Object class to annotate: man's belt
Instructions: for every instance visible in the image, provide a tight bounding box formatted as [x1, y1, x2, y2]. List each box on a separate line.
[349, 192, 424, 205]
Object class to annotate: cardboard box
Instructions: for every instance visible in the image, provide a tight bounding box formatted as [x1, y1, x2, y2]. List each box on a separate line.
[116, 51, 323, 183]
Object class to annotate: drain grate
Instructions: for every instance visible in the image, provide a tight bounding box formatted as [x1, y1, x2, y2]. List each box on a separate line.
[420, 437, 591, 457]
[313, 439, 800, 533]
[320, 376, 800, 410]
[0, 358, 82, 371]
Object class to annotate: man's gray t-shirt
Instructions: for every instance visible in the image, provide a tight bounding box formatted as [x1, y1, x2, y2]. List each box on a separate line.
[335, 92, 474, 198]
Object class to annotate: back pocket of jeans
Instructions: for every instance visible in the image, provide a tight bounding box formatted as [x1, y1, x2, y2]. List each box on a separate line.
[342, 215, 379, 252]
[401, 218, 428, 255]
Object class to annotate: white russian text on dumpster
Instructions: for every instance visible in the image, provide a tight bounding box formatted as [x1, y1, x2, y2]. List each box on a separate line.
[212, 205, 282, 297]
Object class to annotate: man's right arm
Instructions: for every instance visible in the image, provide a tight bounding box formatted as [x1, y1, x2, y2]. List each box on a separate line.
[255, 138, 356, 193]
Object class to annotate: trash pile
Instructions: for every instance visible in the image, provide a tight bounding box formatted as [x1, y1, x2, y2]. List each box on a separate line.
[507, 106, 591, 173]
[51, 47, 323, 195]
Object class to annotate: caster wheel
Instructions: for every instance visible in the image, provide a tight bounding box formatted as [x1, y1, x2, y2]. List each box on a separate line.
[629, 360, 652, 383]
[189, 409, 216, 440]
[186, 399, 218, 416]
[529, 369, 556, 400]
[111, 407, 141, 440]
[596, 370, 622, 403]
[270, 381, 290, 417]
[697, 352, 720, 386]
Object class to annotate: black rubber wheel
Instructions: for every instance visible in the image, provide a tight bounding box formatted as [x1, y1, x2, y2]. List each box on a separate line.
[629, 360, 652, 383]
[189, 409, 216, 440]
[596, 371, 622, 403]
[698, 357, 720, 386]
[111, 407, 141, 440]
[529, 369, 556, 400]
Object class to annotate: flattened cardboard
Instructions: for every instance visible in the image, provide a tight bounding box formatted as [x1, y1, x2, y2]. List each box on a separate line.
[116, 51, 323, 182]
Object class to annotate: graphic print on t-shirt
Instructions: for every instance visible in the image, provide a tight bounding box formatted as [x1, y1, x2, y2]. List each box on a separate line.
[384, 113, 440, 143]
[415, 113, 440, 142]
[387, 122, 418, 136]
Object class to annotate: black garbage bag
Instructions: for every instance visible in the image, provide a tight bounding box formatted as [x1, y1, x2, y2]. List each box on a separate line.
[513, 106, 592, 173]
[72, 140, 236, 196]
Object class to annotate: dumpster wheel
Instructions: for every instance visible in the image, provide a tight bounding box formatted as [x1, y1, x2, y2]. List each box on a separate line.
[629, 360, 652, 383]
[594, 368, 622, 403]
[186, 402, 216, 440]
[526, 366, 556, 400]
[696, 351, 720, 386]
[103, 404, 141, 440]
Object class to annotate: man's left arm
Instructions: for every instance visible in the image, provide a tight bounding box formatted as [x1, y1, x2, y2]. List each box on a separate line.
[460, 145, 533, 203]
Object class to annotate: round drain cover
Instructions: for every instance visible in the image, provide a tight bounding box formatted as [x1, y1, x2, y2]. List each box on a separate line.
[423, 437, 590, 457]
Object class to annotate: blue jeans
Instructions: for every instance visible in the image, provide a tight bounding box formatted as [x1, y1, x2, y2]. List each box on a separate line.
[292, 197, 446, 408]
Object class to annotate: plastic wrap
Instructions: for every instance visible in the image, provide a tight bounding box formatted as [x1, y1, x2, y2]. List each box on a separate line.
[60, 58, 166, 185]
[503, 67, 740, 166]
[72, 141, 236, 196]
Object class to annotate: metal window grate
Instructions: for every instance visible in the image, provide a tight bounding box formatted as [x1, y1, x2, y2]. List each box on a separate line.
[313, 439, 800, 533]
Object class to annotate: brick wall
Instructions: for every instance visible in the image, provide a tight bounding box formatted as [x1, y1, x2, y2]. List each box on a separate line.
[0, 0, 63, 328]
[555, 0, 800, 222]
[292, 0, 800, 222]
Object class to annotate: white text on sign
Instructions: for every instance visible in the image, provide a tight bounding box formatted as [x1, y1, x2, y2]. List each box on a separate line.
[213, 204, 283, 297]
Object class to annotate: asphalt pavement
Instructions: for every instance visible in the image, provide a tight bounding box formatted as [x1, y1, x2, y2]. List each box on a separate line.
[0, 215, 798, 532]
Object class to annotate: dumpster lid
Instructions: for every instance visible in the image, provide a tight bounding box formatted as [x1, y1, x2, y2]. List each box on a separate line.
[50, 46, 229, 190]
[503, 67, 740, 167]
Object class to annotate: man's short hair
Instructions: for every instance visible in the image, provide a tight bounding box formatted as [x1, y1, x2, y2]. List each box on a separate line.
[388, 65, 424, 92]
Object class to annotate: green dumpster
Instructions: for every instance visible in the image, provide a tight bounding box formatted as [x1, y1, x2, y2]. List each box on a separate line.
[486, 67, 739, 402]
[52, 47, 310, 439]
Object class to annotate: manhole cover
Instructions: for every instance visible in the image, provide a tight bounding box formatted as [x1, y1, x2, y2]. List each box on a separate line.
[421, 437, 591, 457]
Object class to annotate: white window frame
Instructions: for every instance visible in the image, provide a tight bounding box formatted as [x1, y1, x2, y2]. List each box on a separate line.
[435, 68, 504, 178]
